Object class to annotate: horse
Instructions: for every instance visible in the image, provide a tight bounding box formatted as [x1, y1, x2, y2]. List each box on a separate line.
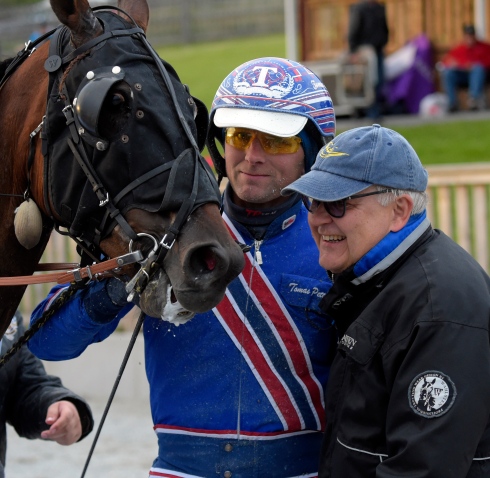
[0, 0, 245, 338]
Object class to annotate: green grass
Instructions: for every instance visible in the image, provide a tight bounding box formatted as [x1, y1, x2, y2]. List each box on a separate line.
[370, 121, 490, 166]
[156, 34, 490, 166]
[157, 34, 287, 114]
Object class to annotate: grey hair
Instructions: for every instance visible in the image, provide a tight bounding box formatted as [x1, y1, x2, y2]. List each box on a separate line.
[375, 185, 428, 215]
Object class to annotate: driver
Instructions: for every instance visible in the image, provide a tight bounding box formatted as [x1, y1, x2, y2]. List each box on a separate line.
[28, 57, 336, 477]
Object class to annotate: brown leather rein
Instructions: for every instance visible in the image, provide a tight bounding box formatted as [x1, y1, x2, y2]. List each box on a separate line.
[0, 251, 143, 286]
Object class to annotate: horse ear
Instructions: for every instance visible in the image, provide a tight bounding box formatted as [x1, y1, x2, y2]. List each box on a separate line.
[117, 0, 149, 33]
[50, 0, 103, 47]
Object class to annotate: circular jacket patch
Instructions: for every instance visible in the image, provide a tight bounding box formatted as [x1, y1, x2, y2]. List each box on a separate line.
[408, 370, 456, 418]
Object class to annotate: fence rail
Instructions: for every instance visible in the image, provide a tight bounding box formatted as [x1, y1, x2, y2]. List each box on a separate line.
[0, 0, 284, 59]
[426, 162, 490, 272]
[17, 162, 490, 316]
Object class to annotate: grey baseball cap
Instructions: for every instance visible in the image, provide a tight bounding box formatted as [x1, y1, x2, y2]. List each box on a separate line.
[282, 124, 428, 201]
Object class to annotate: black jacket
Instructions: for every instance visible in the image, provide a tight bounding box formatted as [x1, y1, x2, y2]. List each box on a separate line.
[319, 227, 490, 477]
[348, 0, 389, 53]
[0, 312, 93, 477]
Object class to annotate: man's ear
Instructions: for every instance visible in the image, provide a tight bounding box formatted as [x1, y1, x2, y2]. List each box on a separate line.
[390, 194, 413, 232]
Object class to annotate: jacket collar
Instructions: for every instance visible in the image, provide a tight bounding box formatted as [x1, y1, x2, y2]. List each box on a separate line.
[320, 212, 432, 332]
[352, 212, 430, 285]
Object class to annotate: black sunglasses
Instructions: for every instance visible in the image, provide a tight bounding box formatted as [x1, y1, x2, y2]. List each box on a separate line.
[302, 189, 395, 218]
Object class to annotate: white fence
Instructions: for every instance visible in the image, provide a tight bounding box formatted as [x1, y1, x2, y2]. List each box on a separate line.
[426, 162, 490, 272]
[17, 162, 490, 317]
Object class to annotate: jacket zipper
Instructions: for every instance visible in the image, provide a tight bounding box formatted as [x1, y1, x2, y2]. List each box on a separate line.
[254, 239, 263, 265]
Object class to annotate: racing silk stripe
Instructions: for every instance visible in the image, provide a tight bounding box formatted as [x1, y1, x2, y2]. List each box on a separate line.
[215, 293, 301, 430]
[43, 285, 69, 311]
[217, 215, 325, 431]
[149, 469, 202, 478]
[149, 467, 318, 478]
[154, 424, 319, 440]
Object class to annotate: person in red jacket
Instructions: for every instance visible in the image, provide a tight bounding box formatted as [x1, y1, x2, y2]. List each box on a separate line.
[440, 24, 490, 111]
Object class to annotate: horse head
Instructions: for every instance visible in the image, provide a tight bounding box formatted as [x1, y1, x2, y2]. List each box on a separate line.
[0, 0, 244, 334]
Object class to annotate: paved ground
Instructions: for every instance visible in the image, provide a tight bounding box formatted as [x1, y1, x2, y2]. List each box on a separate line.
[7, 397, 156, 478]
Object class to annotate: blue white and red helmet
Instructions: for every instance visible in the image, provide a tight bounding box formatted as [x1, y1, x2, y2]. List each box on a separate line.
[206, 57, 336, 182]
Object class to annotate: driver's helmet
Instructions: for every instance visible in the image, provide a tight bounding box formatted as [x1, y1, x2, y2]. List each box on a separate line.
[206, 57, 335, 182]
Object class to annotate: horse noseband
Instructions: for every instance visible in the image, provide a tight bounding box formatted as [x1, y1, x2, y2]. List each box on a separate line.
[74, 66, 127, 139]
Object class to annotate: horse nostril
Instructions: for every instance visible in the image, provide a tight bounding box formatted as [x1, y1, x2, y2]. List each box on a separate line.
[202, 248, 217, 271]
[190, 246, 218, 274]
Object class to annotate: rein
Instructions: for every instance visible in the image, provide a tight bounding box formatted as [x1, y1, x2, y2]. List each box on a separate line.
[0, 251, 142, 286]
[0, 282, 83, 368]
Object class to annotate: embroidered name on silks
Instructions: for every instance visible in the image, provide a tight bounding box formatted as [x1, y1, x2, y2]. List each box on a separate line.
[288, 282, 326, 299]
[340, 334, 357, 350]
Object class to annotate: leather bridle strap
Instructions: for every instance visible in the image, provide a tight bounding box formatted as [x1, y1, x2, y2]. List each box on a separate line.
[0, 251, 142, 286]
[97, 161, 175, 238]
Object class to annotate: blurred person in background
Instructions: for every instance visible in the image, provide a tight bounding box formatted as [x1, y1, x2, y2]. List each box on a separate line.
[348, 0, 389, 119]
[440, 24, 490, 112]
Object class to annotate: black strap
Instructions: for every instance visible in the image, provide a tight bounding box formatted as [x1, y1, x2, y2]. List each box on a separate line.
[61, 26, 144, 66]
[139, 35, 199, 153]
[79, 310, 145, 478]
[97, 161, 176, 236]
[0, 27, 59, 88]
[66, 138, 138, 242]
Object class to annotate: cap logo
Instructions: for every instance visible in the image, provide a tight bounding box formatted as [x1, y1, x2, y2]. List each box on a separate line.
[234, 64, 294, 99]
[282, 214, 296, 230]
[408, 371, 456, 418]
[320, 141, 349, 158]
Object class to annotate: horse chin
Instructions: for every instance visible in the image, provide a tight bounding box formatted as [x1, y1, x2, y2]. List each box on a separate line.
[138, 270, 195, 326]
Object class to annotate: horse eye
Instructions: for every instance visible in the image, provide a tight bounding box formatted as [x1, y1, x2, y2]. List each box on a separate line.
[111, 93, 125, 107]
[97, 83, 133, 141]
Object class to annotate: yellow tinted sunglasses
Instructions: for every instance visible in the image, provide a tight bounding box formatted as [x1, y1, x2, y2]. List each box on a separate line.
[225, 127, 302, 155]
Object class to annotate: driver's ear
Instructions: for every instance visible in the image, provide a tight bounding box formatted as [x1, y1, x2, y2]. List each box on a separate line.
[390, 194, 413, 232]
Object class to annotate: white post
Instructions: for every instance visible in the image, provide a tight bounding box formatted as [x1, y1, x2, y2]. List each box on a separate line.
[284, 0, 298, 61]
[474, 0, 487, 38]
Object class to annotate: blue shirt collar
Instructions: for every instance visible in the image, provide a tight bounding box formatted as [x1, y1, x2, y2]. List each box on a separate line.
[352, 211, 430, 284]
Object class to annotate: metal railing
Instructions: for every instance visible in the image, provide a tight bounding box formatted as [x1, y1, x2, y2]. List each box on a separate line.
[17, 162, 490, 316]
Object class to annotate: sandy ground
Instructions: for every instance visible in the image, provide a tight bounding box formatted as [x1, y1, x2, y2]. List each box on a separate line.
[6, 397, 156, 478]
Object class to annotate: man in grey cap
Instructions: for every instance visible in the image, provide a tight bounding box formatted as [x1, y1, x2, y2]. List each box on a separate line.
[283, 124, 490, 477]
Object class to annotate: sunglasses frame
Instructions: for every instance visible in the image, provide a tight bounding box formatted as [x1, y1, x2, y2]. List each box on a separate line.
[225, 127, 302, 155]
[302, 189, 395, 218]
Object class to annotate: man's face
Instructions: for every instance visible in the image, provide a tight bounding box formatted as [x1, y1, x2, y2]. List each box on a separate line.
[225, 129, 305, 209]
[307, 187, 411, 274]
[464, 33, 476, 46]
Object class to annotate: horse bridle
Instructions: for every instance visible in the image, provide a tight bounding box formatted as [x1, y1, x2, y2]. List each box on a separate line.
[33, 7, 211, 298]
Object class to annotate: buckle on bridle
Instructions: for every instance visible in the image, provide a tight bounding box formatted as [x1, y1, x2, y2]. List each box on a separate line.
[125, 233, 160, 301]
[159, 233, 175, 251]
